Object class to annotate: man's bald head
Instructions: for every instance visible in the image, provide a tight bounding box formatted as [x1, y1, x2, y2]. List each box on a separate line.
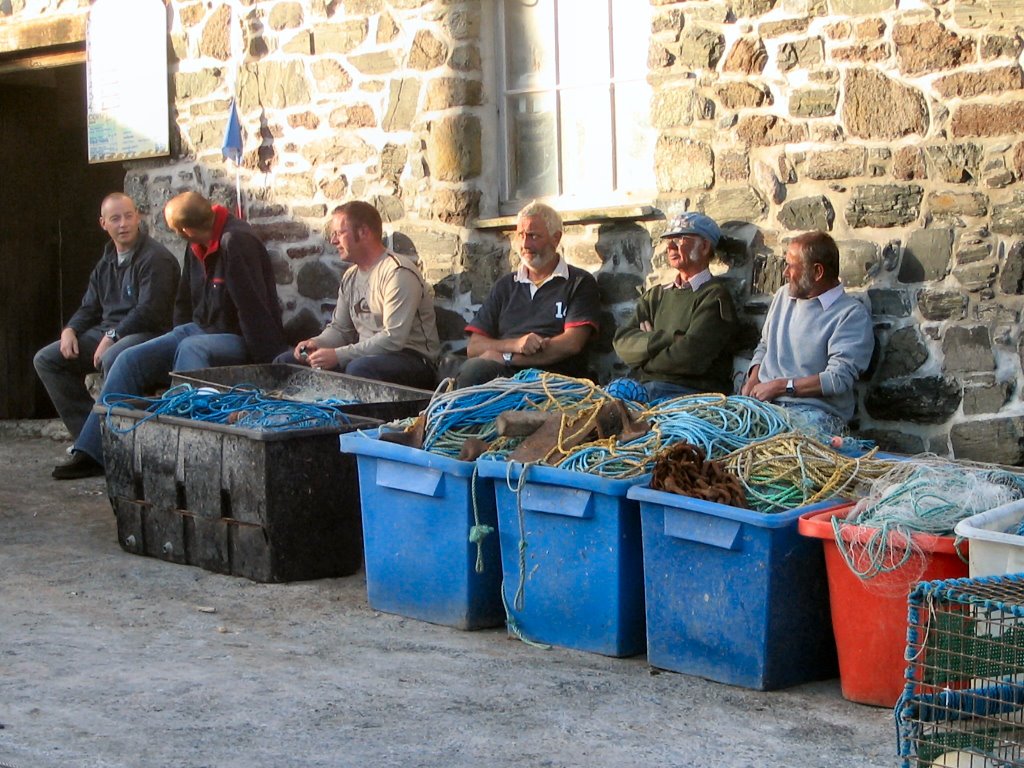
[99, 193, 142, 253]
[164, 191, 215, 232]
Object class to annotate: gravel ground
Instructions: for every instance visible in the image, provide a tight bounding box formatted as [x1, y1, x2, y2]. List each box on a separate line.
[0, 428, 897, 768]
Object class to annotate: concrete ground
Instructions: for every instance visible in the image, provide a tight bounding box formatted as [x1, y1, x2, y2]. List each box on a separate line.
[0, 425, 897, 768]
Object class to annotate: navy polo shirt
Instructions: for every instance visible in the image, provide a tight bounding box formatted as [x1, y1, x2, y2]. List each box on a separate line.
[465, 261, 601, 377]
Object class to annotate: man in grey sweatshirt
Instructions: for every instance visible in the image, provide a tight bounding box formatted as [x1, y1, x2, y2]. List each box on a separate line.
[741, 230, 873, 435]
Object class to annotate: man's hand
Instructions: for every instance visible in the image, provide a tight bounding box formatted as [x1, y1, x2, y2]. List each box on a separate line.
[740, 364, 760, 397]
[294, 339, 318, 362]
[746, 379, 789, 402]
[306, 346, 338, 370]
[93, 335, 114, 369]
[640, 321, 653, 332]
[479, 335, 551, 364]
[59, 328, 79, 360]
[514, 332, 546, 356]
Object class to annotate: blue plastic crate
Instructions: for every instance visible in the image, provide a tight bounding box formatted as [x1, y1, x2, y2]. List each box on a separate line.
[475, 460, 647, 657]
[338, 431, 503, 630]
[627, 485, 841, 690]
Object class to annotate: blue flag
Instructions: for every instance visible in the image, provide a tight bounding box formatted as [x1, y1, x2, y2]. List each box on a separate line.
[222, 99, 243, 163]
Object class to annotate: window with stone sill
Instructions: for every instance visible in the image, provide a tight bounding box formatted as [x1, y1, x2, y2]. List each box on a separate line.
[497, 0, 656, 212]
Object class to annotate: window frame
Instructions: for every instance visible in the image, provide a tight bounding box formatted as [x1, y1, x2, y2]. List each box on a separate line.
[494, 0, 656, 215]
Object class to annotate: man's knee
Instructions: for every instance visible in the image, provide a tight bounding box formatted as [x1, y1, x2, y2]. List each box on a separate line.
[33, 341, 70, 378]
[99, 352, 116, 378]
[455, 358, 507, 388]
[273, 348, 300, 366]
[99, 346, 124, 378]
[173, 336, 212, 369]
[33, 345, 53, 374]
[343, 356, 377, 380]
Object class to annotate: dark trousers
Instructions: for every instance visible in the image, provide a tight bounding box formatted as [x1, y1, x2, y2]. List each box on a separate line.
[274, 348, 436, 390]
[33, 327, 156, 440]
[454, 358, 513, 389]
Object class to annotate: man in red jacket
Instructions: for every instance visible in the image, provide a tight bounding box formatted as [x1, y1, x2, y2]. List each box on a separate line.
[53, 191, 287, 480]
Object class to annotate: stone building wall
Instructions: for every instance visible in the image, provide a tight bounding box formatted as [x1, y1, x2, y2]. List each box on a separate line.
[5, 0, 1024, 463]
[645, 0, 1024, 463]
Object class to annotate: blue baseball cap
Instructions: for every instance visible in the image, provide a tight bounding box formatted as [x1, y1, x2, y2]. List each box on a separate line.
[661, 212, 721, 247]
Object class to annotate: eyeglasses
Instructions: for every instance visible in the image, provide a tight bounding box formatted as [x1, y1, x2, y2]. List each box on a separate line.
[665, 235, 700, 251]
[328, 227, 357, 243]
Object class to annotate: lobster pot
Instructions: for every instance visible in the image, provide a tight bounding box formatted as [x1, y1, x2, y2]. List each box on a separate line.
[897, 574, 1024, 768]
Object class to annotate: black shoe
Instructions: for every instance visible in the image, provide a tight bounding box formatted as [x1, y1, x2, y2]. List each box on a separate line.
[52, 451, 105, 480]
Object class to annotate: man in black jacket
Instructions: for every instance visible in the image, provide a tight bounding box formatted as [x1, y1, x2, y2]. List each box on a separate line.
[34, 192, 179, 442]
[53, 191, 287, 479]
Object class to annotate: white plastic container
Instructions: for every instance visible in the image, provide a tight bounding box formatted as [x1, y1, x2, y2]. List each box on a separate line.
[953, 498, 1024, 577]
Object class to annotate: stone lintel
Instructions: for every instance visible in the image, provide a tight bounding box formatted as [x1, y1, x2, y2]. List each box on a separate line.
[0, 11, 86, 54]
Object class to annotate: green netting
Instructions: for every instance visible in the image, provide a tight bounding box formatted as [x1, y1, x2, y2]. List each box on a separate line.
[924, 613, 1024, 685]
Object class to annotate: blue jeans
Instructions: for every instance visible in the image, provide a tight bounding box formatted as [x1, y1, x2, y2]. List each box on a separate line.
[74, 324, 249, 465]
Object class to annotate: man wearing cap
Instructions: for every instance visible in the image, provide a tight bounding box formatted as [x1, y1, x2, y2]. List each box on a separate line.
[613, 212, 738, 400]
[456, 200, 601, 387]
[741, 230, 873, 434]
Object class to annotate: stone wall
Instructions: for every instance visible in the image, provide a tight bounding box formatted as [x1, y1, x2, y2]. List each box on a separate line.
[648, 0, 1024, 463]
[156, 0, 492, 346]
[6, 0, 1024, 462]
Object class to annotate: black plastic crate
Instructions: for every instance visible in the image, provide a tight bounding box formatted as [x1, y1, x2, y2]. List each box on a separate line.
[99, 404, 379, 583]
[170, 364, 430, 422]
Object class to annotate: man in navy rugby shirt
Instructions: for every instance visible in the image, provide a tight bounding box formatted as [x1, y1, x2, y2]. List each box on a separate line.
[456, 201, 600, 387]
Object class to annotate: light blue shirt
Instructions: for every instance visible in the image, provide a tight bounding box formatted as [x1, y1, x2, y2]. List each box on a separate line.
[750, 284, 874, 423]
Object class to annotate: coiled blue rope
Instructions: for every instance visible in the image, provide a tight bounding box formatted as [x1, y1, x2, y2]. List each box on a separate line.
[102, 384, 355, 433]
[423, 370, 610, 456]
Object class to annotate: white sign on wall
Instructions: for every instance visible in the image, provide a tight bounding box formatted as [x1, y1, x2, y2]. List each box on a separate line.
[86, 0, 169, 163]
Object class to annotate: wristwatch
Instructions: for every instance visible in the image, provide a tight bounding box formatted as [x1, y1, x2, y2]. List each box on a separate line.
[502, 352, 514, 364]
[785, 379, 796, 396]
[105, 329, 118, 341]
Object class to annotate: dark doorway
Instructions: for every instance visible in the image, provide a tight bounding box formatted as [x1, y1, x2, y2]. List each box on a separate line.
[0, 64, 127, 420]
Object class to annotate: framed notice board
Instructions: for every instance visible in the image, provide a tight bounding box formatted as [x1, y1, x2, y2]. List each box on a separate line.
[86, 0, 169, 163]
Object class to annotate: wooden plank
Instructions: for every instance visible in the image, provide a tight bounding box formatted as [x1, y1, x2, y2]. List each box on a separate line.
[0, 12, 87, 54]
[0, 50, 85, 75]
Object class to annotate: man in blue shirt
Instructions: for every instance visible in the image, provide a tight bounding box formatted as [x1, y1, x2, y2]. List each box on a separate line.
[741, 230, 873, 435]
